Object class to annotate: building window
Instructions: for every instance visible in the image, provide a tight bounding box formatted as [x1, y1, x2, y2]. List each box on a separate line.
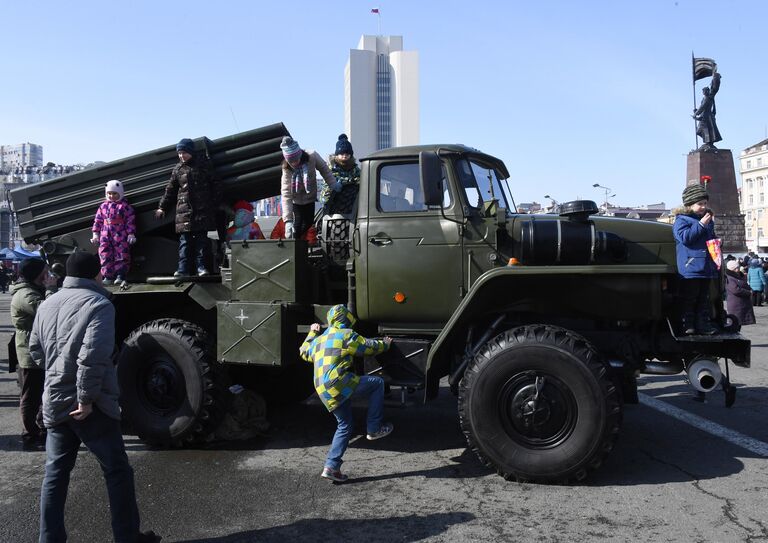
[759, 158, 764, 167]
[748, 227, 753, 238]
[748, 179, 753, 189]
[375, 54, 392, 151]
[760, 209, 765, 218]
[762, 193, 765, 204]
[760, 228, 765, 238]
[747, 160, 753, 169]
[749, 195, 754, 205]
[748, 211, 753, 221]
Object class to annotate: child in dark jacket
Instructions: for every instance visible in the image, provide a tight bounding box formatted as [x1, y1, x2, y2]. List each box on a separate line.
[156, 138, 221, 277]
[673, 184, 718, 335]
[91, 179, 136, 284]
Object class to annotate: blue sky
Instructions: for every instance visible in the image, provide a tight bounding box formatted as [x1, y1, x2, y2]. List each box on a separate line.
[3, 0, 767, 209]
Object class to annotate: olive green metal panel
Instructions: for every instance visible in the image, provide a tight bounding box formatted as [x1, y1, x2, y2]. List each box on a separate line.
[230, 240, 308, 303]
[217, 302, 284, 366]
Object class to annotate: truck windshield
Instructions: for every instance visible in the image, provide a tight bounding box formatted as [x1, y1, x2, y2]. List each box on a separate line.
[455, 158, 513, 212]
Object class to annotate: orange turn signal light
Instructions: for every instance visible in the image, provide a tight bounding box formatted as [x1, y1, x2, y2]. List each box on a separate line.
[393, 292, 406, 303]
[508, 258, 520, 266]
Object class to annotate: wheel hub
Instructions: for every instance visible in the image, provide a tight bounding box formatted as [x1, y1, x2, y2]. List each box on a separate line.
[140, 359, 186, 413]
[499, 371, 577, 448]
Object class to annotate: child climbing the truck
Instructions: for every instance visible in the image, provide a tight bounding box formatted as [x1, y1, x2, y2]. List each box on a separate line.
[300, 304, 394, 483]
[90, 179, 136, 284]
[673, 183, 719, 335]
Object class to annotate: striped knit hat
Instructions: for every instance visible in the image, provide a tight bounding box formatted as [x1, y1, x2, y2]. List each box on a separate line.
[682, 184, 709, 206]
[280, 136, 302, 163]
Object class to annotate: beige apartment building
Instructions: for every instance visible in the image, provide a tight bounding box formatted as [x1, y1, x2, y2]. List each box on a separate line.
[739, 138, 768, 253]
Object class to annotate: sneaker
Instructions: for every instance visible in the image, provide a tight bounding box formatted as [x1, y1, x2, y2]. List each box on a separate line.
[197, 268, 209, 277]
[102, 278, 113, 285]
[321, 467, 348, 483]
[115, 275, 125, 283]
[173, 271, 184, 278]
[366, 422, 394, 441]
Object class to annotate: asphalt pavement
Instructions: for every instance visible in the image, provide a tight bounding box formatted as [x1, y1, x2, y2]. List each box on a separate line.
[0, 293, 766, 542]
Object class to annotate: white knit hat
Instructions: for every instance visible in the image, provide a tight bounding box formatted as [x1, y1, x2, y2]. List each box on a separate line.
[726, 260, 740, 272]
[105, 179, 124, 198]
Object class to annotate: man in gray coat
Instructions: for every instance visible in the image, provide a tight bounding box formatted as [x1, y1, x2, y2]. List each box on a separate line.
[29, 251, 160, 543]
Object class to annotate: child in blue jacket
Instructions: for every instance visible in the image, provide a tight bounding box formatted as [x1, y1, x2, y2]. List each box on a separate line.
[673, 184, 718, 335]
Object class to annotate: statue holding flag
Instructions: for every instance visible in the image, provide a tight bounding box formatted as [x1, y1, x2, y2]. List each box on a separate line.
[692, 56, 722, 151]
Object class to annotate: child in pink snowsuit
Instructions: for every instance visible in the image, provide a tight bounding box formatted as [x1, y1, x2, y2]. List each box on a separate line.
[91, 179, 136, 284]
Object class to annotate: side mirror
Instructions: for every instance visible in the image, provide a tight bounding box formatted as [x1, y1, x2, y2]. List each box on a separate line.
[419, 151, 442, 207]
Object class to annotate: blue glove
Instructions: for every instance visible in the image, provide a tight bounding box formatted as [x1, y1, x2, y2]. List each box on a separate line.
[333, 182, 344, 193]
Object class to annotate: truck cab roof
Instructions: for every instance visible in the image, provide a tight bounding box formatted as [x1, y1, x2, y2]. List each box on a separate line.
[361, 144, 510, 179]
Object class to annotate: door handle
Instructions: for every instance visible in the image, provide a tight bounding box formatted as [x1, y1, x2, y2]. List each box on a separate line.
[369, 236, 392, 246]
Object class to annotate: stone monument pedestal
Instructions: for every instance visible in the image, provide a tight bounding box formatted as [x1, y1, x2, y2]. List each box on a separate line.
[686, 149, 746, 255]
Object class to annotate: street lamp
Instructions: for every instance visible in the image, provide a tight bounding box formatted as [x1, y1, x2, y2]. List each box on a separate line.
[592, 183, 615, 214]
[544, 194, 559, 213]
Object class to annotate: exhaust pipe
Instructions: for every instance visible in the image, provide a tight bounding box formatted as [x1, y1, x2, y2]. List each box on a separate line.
[687, 358, 722, 393]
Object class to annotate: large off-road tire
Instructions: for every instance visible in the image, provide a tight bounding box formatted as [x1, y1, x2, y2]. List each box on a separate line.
[458, 324, 622, 483]
[117, 318, 226, 446]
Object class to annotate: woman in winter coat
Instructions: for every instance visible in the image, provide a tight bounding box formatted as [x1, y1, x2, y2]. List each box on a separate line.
[746, 259, 767, 306]
[279, 136, 339, 239]
[725, 260, 755, 325]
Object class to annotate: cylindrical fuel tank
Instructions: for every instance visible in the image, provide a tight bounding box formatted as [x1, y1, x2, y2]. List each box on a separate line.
[518, 216, 626, 265]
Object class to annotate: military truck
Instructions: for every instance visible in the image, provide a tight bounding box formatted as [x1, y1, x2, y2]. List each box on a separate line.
[11, 124, 750, 483]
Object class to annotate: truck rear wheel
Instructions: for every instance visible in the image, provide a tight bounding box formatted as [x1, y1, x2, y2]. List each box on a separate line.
[458, 324, 622, 483]
[117, 318, 226, 446]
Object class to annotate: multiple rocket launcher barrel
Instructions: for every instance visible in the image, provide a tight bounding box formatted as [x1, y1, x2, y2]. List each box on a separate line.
[11, 123, 291, 243]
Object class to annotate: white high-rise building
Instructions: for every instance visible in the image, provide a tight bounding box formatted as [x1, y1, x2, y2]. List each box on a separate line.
[344, 35, 419, 159]
[0, 143, 43, 170]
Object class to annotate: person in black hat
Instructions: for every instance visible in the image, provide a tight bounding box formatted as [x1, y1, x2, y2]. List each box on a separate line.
[10, 257, 57, 450]
[29, 250, 161, 543]
[155, 138, 221, 277]
[673, 184, 718, 335]
[322, 134, 360, 217]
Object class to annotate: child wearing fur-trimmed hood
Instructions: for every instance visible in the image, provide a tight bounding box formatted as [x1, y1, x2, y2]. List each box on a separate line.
[672, 183, 718, 335]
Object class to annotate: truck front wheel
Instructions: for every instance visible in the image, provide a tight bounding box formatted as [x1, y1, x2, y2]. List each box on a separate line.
[117, 318, 226, 446]
[458, 324, 622, 483]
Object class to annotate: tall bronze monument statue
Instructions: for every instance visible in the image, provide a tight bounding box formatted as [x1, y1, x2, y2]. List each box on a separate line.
[686, 56, 746, 254]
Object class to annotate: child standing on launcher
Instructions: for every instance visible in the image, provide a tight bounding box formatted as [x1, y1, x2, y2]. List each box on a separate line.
[91, 179, 136, 284]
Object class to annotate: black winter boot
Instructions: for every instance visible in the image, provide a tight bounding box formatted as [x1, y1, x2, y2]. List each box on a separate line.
[695, 312, 718, 335]
[682, 313, 696, 335]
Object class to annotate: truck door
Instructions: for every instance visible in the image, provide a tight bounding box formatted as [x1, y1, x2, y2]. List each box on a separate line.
[454, 157, 512, 287]
[358, 159, 463, 323]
